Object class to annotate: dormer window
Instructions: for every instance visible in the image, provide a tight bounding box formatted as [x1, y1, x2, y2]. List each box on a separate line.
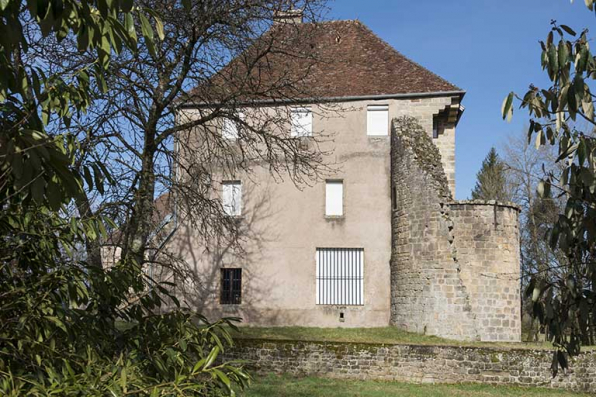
[290, 107, 312, 137]
[367, 105, 389, 136]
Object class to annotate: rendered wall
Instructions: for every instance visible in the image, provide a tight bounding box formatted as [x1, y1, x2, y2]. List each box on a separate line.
[390, 116, 521, 342]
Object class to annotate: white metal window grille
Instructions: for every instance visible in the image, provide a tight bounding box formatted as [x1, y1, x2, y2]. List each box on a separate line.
[316, 248, 364, 305]
[222, 112, 244, 140]
[290, 107, 313, 137]
[325, 180, 343, 216]
[367, 105, 389, 136]
[222, 181, 242, 216]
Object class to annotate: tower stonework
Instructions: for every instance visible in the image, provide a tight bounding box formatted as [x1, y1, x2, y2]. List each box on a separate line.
[390, 117, 521, 342]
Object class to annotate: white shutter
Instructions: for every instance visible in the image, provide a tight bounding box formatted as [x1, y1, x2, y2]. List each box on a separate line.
[367, 105, 389, 136]
[291, 107, 312, 137]
[222, 112, 243, 140]
[316, 248, 364, 305]
[325, 181, 343, 216]
[223, 181, 242, 216]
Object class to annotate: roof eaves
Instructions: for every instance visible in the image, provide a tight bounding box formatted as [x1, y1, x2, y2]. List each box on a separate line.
[178, 90, 466, 109]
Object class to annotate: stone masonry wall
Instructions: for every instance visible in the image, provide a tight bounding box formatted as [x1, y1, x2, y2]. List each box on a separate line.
[225, 339, 596, 393]
[390, 116, 521, 342]
[390, 117, 478, 340]
[395, 96, 456, 196]
[451, 201, 522, 342]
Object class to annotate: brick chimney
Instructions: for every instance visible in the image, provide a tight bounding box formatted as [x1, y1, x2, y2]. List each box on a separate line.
[273, 9, 303, 24]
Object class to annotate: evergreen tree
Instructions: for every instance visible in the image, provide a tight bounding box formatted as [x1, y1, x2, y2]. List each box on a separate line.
[471, 147, 511, 201]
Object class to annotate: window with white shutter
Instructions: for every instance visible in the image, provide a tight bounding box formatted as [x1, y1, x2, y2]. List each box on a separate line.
[290, 107, 312, 137]
[325, 180, 343, 216]
[367, 105, 389, 136]
[222, 181, 242, 216]
[222, 112, 244, 140]
[316, 248, 364, 305]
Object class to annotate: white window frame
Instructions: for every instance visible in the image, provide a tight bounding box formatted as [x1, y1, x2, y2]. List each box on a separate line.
[316, 248, 364, 306]
[222, 181, 242, 216]
[325, 180, 343, 217]
[222, 112, 244, 140]
[290, 107, 313, 137]
[367, 104, 389, 136]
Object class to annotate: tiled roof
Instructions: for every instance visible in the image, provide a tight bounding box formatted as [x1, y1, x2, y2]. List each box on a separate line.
[190, 20, 461, 104]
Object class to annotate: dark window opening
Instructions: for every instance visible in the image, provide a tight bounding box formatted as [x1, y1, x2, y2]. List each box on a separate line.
[220, 268, 242, 304]
[392, 185, 397, 210]
[432, 118, 439, 139]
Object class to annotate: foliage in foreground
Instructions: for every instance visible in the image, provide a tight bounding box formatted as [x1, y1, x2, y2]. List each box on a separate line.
[502, 0, 596, 375]
[0, 1, 249, 395]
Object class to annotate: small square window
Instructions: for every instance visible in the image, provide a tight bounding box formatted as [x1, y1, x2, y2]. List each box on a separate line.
[221, 268, 242, 304]
[291, 107, 312, 137]
[367, 105, 389, 136]
[222, 181, 242, 216]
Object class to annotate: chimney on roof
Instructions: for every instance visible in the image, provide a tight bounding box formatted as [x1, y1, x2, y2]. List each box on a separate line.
[273, 9, 303, 24]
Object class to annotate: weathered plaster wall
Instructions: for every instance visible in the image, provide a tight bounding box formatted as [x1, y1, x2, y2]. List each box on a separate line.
[224, 339, 596, 393]
[389, 117, 521, 342]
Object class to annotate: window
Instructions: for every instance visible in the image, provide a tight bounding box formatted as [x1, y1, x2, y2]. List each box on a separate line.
[432, 117, 439, 139]
[325, 180, 343, 216]
[222, 112, 244, 140]
[367, 105, 389, 136]
[220, 268, 242, 304]
[222, 181, 242, 216]
[291, 107, 312, 137]
[316, 248, 364, 305]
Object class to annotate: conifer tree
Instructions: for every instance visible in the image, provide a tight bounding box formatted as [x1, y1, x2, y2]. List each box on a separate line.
[471, 147, 511, 201]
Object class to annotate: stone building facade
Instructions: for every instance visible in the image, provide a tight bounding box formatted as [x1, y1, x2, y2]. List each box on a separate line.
[168, 16, 521, 342]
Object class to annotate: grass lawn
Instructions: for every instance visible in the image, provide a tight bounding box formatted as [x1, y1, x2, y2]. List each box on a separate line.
[231, 326, 559, 350]
[243, 374, 590, 397]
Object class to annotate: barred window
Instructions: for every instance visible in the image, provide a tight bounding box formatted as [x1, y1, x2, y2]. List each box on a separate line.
[220, 268, 242, 304]
[316, 248, 364, 305]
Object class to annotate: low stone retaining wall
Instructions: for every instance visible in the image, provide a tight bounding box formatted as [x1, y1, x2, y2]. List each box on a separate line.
[226, 339, 596, 393]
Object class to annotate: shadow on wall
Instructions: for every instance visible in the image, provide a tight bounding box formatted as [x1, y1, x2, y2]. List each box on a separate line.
[156, 179, 306, 327]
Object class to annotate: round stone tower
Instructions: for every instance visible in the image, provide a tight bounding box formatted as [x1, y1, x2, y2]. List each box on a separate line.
[390, 116, 521, 342]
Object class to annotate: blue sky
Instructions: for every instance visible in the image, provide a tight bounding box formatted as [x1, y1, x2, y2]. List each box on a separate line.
[329, 0, 596, 199]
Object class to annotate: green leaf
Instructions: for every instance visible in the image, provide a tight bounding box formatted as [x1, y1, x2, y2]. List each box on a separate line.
[125, 13, 137, 46]
[501, 92, 514, 121]
[212, 368, 231, 389]
[560, 25, 577, 36]
[121, 0, 133, 12]
[139, 13, 153, 41]
[31, 175, 45, 203]
[204, 345, 220, 369]
[155, 15, 164, 41]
